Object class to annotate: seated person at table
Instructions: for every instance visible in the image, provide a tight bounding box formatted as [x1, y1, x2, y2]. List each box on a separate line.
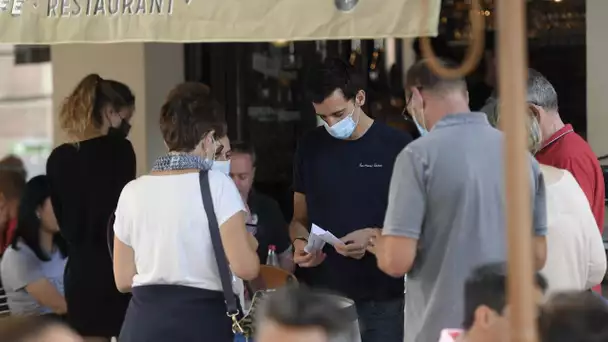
[230, 141, 293, 271]
[0, 316, 82, 342]
[439, 262, 548, 342]
[539, 291, 608, 342]
[0, 175, 68, 316]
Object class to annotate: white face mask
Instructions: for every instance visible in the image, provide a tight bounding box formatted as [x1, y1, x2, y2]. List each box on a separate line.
[211, 160, 231, 175]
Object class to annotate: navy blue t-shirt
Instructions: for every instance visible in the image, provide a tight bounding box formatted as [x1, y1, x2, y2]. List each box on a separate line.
[293, 121, 412, 301]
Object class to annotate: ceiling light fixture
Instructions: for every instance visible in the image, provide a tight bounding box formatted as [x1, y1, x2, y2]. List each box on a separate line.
[334, 0, 359, 12]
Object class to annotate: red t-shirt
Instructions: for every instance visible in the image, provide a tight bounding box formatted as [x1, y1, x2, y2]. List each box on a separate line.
[535, 124, 605, 293]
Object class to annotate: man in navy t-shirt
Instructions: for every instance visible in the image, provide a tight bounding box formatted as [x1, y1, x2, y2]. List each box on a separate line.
[289, 58, 412, 342]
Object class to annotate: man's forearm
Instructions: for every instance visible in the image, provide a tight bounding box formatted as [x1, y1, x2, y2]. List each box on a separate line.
[289, 219, 309, 242]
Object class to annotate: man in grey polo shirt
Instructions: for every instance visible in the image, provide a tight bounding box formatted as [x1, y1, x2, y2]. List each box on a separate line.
[374, 59, 548, 342]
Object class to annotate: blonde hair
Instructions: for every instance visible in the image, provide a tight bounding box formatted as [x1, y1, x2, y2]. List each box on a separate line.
[59, 74, 101, 139]
[59, 74, 135, 140]
[481, 99, 543, 153]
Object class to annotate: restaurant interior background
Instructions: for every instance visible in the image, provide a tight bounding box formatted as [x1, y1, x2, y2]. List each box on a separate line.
[0, 0, 586, 220]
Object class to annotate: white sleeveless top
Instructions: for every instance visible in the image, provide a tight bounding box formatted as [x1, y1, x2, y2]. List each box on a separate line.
[540, 169, 607, 295]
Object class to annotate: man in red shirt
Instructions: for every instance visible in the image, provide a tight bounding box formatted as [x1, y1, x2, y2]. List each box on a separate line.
[526, 69, 605, 293]
[526, 69, 605, 236]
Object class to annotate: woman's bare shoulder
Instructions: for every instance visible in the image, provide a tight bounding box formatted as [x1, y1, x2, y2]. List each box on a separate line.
[539, 164, 567, 185]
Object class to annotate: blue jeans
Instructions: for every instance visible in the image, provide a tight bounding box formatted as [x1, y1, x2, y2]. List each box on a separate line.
[233, 334, 251, 342]
[356, 297, 404, 342]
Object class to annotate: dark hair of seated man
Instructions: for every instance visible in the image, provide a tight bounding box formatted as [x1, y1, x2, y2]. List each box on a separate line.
[539, 291, 608, 342]
[0, 316, 82, 342]
[449, 262, 548, 342]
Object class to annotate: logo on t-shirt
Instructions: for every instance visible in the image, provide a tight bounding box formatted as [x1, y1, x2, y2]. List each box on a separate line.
[359, 163, 383, 168]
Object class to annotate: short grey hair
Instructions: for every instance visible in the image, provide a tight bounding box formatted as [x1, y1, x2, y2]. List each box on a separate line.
[486, 69, 558, 115]
[481, 98, 542, 154]
[527, 69, 558, 111]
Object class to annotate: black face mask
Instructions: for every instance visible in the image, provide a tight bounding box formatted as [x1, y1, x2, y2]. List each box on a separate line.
[107, 119, 131, 138]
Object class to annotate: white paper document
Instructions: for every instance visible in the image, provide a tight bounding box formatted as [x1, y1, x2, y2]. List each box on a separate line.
[304, 224, 345, 253]
[304, 234, 326, 254]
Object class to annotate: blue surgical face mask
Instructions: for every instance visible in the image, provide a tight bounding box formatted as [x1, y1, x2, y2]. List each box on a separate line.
[412, 114, 428, 136]
[323, 107, 358, 139]
[212, 160, 231, 175]
[408, 99, 428, 137]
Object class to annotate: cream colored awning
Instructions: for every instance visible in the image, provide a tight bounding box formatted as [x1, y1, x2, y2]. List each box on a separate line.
[0, 0, 441, 44]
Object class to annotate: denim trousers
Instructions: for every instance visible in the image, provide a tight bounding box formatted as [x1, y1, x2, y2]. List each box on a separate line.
[356, 297, 405, 342]
[234, 334, 250, 342]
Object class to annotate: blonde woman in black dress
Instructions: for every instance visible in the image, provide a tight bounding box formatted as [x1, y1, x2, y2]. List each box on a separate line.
[47, 74, 136, 342]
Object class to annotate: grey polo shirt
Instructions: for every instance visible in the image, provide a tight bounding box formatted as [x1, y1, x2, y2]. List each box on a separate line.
[383, 112, 547, 342]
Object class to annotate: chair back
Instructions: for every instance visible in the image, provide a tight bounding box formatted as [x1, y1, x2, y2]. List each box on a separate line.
[0, 262, 10, 317]
[249, 265, 297, 292]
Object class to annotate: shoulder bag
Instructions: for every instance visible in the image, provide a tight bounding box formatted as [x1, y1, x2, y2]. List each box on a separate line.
[199, 170, 265, 340]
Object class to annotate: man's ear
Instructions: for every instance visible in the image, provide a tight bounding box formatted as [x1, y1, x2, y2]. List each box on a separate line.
[356, 90, 366, 107]
[410, 87, 424, 106]
[474, 305, 494, 329]
[252, 166, 257, 179]
[528, 103, 542, 120]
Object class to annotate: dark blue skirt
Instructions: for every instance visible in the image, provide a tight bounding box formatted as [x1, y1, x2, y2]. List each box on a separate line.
[119, 285, 234, 342]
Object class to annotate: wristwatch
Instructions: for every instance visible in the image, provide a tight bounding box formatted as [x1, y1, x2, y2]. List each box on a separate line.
[291, 237, 308, 252]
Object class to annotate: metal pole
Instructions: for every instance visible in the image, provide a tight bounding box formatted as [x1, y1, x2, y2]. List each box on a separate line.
[497, 0, 537, 341]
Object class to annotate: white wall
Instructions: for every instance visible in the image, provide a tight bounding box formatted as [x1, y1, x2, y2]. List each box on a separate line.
[0, 45, 53, 178]
[587, 0, 608, 163]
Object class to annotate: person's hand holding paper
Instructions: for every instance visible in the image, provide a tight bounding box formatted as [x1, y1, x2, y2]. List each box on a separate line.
[293, 229, 326, 268]
[336, 228, 377, 260]
[294, 245, 326, 268]
[303, 233, 326, 254]
[309, 224, 345, 247]
[295, 224, 346, 267]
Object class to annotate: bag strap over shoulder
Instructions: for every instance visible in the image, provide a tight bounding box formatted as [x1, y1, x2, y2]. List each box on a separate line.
[198, 170, 241, 320]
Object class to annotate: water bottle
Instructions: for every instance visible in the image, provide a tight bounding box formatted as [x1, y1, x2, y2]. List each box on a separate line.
[266, 245, 280, 267]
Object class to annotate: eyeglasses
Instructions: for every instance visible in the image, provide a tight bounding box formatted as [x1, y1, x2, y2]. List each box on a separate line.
[401, 106, 414, 123]
[402, 86, 423, 123]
